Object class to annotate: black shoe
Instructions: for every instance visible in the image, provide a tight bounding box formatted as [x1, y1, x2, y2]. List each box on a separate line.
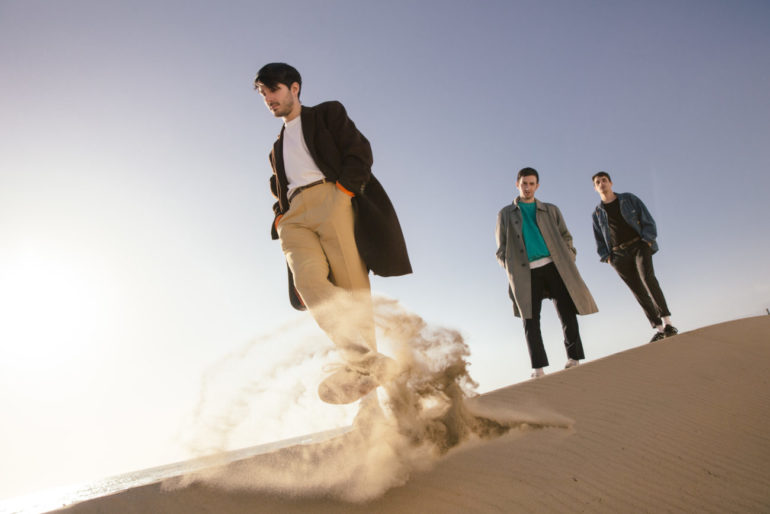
[663, 324, 678, 337]
[650, 331, 666, 342]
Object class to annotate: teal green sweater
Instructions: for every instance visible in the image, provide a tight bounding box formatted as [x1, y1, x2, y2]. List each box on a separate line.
[519, 202, 551, 262]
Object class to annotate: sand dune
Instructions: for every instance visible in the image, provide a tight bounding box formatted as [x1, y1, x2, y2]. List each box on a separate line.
[54, 316, 770, 513]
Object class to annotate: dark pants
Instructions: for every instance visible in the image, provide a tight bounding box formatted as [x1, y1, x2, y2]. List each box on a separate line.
[611, 241, 671, 328]
[523, 262, 585, 369]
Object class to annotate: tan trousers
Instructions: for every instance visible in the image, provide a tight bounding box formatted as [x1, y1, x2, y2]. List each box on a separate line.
[277, 182, 376, 364]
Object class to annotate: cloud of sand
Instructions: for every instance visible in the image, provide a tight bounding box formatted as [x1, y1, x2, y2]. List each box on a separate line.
[172, 296, 570, 502]
[178, 318, 359, 460]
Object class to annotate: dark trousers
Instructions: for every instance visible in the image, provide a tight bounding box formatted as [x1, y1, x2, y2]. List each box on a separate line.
[523, 262, 585, 369]
[611, 241, 671, 328]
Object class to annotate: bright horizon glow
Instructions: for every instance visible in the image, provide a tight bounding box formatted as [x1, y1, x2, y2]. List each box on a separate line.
[1, 245, 114, 365]
[1, 0, 769, 503]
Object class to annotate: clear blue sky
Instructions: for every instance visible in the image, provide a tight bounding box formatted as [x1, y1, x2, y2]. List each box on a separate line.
[1, 0, 769, 500]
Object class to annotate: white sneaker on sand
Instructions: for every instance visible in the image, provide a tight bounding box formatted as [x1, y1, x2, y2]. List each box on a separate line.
[565, 358, 580, 369]
[531, 368, 545, 378]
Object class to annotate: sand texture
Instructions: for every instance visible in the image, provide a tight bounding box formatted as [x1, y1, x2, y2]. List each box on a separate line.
[54, 316, 770, 513]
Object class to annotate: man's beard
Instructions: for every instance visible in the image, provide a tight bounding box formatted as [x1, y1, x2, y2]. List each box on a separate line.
[274, 98, 295, 118]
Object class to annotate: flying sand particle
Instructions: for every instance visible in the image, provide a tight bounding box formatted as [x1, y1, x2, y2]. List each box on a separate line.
[171, 296, 571, 502]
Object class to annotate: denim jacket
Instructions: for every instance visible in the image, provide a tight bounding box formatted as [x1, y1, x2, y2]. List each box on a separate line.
[592, 192, 658, 262]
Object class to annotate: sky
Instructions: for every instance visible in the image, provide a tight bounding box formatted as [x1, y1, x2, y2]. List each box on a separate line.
[1, 0, 769, 501]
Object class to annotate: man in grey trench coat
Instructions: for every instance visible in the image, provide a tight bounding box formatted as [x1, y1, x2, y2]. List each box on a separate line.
[496, 167, 598, 378]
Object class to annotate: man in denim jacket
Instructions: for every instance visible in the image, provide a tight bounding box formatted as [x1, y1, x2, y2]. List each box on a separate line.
[591, 171, 677, 342]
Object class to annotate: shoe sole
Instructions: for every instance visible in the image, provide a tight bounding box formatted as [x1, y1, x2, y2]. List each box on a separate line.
[318, 367, 379, 405]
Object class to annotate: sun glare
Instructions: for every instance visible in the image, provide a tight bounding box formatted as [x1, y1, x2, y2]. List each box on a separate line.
[0, 246, 114, 371]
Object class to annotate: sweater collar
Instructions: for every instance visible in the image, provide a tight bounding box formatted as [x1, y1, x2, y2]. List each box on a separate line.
[513, 197, 544, 210]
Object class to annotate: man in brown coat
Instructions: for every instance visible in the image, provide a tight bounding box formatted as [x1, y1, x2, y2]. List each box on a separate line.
[496, 167, 598, 378]
[255, 63, 411, 403]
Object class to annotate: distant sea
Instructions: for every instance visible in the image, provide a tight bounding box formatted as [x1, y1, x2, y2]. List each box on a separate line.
[0, 426, 350, 514]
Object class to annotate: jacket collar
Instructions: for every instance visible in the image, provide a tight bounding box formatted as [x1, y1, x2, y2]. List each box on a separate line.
[513, 197, 545, 211]
[595, 192, 627, 212]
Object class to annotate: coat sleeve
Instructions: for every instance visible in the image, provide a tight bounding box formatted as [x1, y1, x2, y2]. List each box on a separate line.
[495, 209, 507, 267]
[592, 211, 610, 262]
[323, 102, 373, 195]
[552, 205, 577, 259]
[269, 163, 281, 240]
[632, 194, 658, 243]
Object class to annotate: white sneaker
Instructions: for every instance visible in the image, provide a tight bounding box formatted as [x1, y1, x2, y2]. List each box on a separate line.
[565, 358, 580, 369]
[531, 368, 545, 378]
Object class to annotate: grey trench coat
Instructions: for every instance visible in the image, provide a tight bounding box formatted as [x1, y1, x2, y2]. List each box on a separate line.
[495, 198, 598, 319]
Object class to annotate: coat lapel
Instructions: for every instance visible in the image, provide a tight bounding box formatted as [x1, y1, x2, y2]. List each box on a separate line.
[272, 129, 284, 169]
[272, 126, 288, 207]
[299, 105, 319, 163]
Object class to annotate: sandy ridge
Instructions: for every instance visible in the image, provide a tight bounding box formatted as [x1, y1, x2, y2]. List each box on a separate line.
[55, 316, 770, 513]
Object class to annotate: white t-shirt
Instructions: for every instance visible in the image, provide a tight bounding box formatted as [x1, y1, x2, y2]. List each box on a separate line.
[283, 116, 325, 197]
